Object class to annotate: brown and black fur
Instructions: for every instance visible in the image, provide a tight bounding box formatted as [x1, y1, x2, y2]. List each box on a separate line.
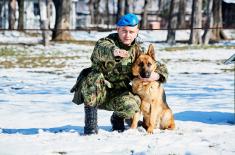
[131, 44, 175, 134]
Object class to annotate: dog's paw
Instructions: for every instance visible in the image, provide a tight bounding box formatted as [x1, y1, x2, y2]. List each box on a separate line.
[147, 128, 154, 134]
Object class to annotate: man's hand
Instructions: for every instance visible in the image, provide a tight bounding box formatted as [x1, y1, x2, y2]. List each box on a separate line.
[139, 72, 160, 82]
[113, 49, 129, 58]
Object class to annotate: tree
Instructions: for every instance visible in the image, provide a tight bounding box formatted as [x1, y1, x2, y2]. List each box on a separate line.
[125, 0, 131, 14]
[167, 0, 179, 45]
[88, 0, 94, 24]
[8, 0, 17, 29]
[88, 0, 101, 25]
[17, 0, 24, 30]
[211, 0, 227, 41]
[141, 0, 150, 29]
[158, 0, 162, 11]
[189, 0, 202, 44]
[177, 0, 186, 28]
[105, 0, 110, 28]
[202, 0, 213, 44]
[117, 0, 125, 22]
[52, 0, 73, 41]
[0, 1, 3, 23]
[94, 0, 101, 25]
[39, 0, 50, 46]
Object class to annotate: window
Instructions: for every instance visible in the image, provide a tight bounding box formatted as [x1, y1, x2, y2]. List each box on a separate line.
[33, 3, 40, 16]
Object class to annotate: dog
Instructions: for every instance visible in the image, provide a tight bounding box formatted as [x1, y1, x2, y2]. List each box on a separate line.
[131, 44, 175, 134]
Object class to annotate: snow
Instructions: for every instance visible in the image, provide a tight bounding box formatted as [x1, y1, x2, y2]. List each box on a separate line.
[223, 0, 235, 3]
[0, 31, 235, 155]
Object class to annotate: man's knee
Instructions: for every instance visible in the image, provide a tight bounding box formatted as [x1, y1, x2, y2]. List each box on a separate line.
[116, 95, 141, 118]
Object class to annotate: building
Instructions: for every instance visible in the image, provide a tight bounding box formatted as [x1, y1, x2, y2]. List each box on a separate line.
[0, 0, 77, 29]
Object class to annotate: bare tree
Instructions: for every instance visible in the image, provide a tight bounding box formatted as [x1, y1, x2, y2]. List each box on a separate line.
[52, 0, 73, 41]
[125, 0, 131, 14]
[141, 0, 150, 29]
[211, 0, 227, 41]
[88, 0, 94, 24]
[47, 0, 53, 29]
[0, 1, 4, 24]
[177, 0, 186, 28]
[94, 0, 101, 25]
[189, 0, 202, 44]
[8, 0, 17, 29]
[167, 0, 179, 45]
[88, 0, 101, 25]
[105, 0, 110, 28]
[39, 0, 50, 46]
[17, 0, 24, 30]
[158, 0, 162, 11]
[202, 0, 213, 44]
[117, 0, 125, 22]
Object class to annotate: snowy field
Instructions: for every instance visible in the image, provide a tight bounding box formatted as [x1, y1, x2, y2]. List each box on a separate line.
[0, 31, 234, 155]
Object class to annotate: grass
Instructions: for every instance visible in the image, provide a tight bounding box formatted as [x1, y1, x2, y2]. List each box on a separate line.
[161, 45, 235, 51]
[0, 47, 27, 56]
[51, 40, 96, 46]
[0, 47, 81, 68]
[0, 43, 234, 69]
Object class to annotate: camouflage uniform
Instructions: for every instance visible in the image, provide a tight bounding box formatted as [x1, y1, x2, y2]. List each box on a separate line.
[80, 33, 168, 119]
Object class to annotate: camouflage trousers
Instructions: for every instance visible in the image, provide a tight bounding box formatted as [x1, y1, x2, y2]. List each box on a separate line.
[81, 71, 141, 119]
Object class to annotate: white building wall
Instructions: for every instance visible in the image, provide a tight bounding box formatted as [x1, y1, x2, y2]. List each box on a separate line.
[25, 0, 40, 29]
[0, 0, 63, 30]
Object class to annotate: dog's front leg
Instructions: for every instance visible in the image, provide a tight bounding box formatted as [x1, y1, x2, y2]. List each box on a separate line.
[147, 104, 159, 134]
[130, 112, 141, 129]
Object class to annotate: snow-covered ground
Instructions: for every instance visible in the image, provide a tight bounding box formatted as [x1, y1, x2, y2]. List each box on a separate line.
[0, 31, 234, 155]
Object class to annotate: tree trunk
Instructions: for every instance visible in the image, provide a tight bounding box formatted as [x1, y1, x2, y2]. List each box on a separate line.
[211, 0, 227, 41]
[105, 0, 110, 28]
[202, 0, 213, 45]
[17, 0, 24, 30]
[52, 0, 73, 41]
[177, 0, 186, 28]
[167, 0, 179, 45]
[117, 0, 125, 22]
[189, 0, 202, 44]
[125, 0, 131, 14]
[0, 1, 3, 24]
[141, 0, 150, 29]
[88, 0, 94, 24]
[39, 0, 50, 46]
[89, 0, 100, 25]
[47, 0, 53, 29]
[8, 0, 17, 29]
[94, 0, 101, 25]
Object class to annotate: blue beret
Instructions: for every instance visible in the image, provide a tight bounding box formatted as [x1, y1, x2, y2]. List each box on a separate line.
[117, 13, 139, 27]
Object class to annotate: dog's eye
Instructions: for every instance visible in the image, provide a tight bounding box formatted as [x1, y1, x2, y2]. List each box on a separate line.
[138, 62, 144, 67]
[147, 62, 152, 67]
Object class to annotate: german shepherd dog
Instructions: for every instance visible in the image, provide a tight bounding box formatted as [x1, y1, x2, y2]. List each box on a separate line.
[131, 44, 175, 134]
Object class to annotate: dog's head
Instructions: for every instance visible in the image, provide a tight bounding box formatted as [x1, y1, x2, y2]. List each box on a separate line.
[132, 44, 157, 78]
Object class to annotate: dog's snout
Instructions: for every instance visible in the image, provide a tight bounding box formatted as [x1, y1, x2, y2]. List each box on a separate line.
[140, 70, 151, 78]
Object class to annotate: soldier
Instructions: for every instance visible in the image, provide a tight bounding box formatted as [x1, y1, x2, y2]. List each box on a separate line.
[71, 13, 168, 135]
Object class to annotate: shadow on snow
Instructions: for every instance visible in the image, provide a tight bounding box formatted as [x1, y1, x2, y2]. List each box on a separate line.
[1, 125, 111, 135]
[2, 111, 234, 135]
[174, 111, 235, 125]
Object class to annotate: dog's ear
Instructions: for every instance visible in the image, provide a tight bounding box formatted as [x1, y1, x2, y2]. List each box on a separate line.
[134, 45, 142, 60]
[146, 44, 156, 60]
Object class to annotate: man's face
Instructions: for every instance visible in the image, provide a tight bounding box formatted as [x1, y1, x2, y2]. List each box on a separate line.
[117, 25, 139, 46]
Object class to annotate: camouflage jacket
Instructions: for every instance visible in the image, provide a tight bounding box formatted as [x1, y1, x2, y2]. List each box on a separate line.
[90, 33, 168, 89]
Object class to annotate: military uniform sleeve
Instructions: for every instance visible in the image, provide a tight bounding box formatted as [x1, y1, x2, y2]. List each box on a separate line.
[155, 61, 168, 83]
[90, 38, 119, 72]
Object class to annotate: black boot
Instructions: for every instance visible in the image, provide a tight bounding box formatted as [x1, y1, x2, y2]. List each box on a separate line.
[84, 106, 98, 135]
[110, 114, 125, 132]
